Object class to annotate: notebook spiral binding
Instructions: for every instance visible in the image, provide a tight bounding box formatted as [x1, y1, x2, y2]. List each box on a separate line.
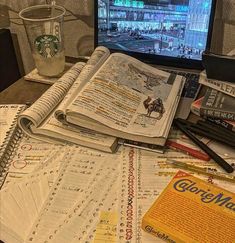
[0, 106, 25, 188]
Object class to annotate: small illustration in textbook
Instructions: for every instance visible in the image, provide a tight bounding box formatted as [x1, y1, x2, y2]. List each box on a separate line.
[143, 96, 165, 119]
[133, 96, 166, 130]
[127, 63, 166, 91]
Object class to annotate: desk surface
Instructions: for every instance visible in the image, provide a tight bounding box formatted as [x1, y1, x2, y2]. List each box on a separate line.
[0, 78, 50, 104]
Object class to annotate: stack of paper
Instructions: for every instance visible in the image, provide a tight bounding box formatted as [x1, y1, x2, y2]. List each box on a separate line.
[0, 145, 121, 243]
[1, 145, 235, 243]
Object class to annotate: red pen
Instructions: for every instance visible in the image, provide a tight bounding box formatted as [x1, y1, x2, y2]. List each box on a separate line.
[166, 140, 210, 161]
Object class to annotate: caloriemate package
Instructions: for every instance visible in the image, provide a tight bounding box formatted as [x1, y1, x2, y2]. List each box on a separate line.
[142, 170, 235, 243]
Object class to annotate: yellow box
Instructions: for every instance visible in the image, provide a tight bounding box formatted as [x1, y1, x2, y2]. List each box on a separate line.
[142, 170, 235, 243]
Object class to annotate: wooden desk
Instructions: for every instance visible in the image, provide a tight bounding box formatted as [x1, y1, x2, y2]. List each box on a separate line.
[0, 56, 81, 103]
[0, 78, 50, 104]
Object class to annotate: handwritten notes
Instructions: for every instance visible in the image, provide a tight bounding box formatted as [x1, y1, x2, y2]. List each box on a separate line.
[94, 211, 118, 243]
[3, 135, 64, 187]
[1, 145, 234, 243]
[0, 169, 51, 242]
[0, 105, 25, 146]
[25, 146, 120, 243]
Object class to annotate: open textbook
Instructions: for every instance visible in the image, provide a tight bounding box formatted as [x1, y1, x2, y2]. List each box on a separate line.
[18, 47, 118, 153]
[55, 47, 185, 148]
[18, 46, 184, 152]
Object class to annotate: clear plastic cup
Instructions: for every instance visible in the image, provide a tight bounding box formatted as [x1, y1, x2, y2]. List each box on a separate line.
[19, 4, 66, 77]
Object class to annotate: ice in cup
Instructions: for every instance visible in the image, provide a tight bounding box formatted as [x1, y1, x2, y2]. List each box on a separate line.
[19, 4, 66, 77]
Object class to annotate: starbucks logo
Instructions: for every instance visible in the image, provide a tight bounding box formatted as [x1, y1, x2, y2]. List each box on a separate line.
[34, 35, 60, 58]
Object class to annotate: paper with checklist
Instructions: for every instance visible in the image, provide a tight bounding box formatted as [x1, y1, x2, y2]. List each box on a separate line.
[2, 134, 64, 187]
[1, 145, 235, 243]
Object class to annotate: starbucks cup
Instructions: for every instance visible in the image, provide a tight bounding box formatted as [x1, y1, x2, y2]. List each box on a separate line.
[19, 4, 66, 77]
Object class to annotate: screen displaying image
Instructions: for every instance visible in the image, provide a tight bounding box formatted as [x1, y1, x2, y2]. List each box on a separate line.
[97, 0, 214, 61]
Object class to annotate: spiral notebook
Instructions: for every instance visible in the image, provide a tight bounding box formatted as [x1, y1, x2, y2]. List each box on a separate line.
[0, 104, 26, 188]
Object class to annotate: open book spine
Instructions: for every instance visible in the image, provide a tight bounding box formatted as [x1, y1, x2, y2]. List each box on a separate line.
[0, 107, 25, 188]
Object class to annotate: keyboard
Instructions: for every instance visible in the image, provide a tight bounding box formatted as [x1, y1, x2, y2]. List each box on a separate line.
[163, 70, 200, 99]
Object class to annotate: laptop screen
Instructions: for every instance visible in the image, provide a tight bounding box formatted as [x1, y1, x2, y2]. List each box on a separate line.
[94, 0, 217, 69]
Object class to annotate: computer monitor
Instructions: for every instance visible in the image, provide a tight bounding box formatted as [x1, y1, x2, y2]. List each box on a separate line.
[94, 0, 217, 70]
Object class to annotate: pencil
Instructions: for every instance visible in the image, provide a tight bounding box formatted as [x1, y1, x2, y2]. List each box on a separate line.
[167, 159, 235, 184]
[166, 140, 210, 161]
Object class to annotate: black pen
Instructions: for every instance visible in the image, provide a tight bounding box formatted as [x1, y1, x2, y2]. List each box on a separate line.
[187, 125, 235, 147]
[174, 119, 234, 173]
[197, 120, 235, 140]
[175, 118, 235, 147]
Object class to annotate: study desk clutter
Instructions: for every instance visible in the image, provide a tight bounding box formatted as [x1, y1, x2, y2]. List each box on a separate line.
[0, 74, 235, 243]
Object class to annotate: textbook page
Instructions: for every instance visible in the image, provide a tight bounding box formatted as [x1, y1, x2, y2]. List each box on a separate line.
[66, 53, 184, 138]
[30, 109, 118, 153]
[2, 135, 65, 187]
[55, 46, 111, 117]
[25, 146, 120, 243]
[18, 62, 85, 134]
[17, 47, 117, 153]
